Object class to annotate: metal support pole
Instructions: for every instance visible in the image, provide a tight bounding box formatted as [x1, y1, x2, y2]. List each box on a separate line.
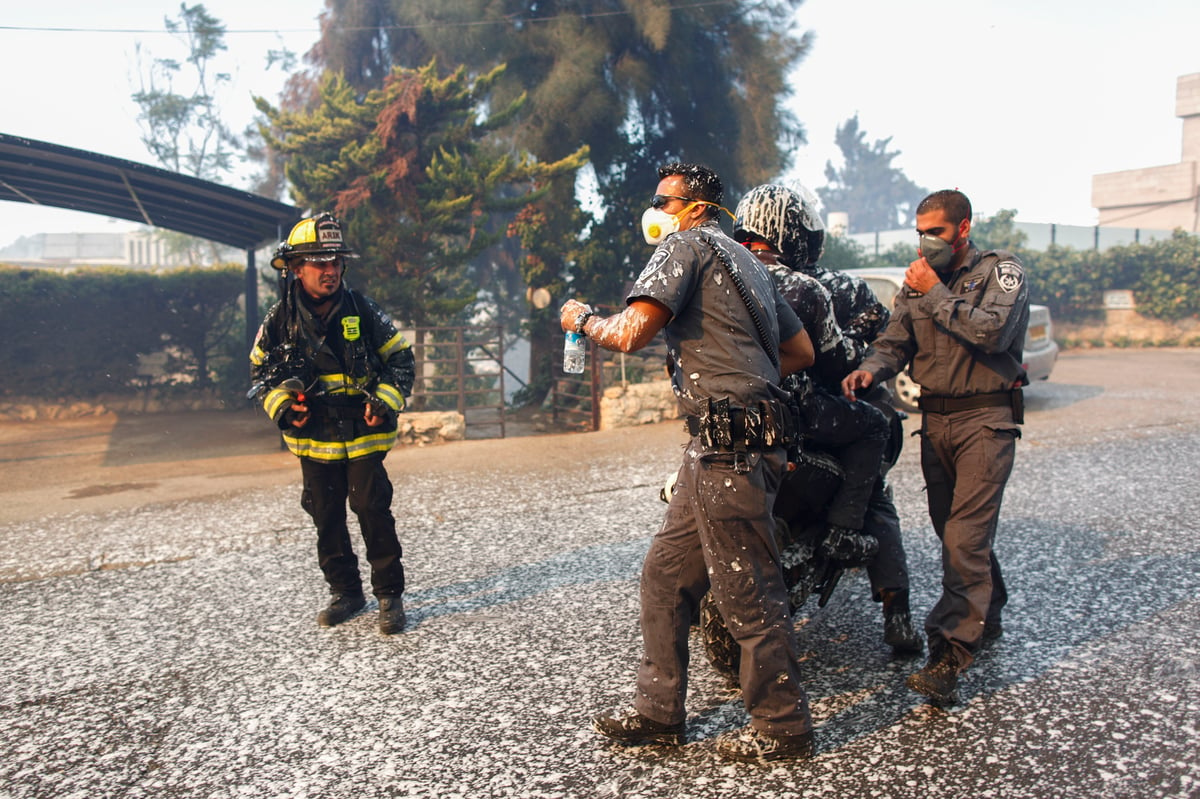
[245, 247, 258, 378]
[457, 327, 466, 415]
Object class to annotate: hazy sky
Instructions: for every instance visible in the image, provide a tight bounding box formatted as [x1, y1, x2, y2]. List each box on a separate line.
[2, 0, 1198, 247]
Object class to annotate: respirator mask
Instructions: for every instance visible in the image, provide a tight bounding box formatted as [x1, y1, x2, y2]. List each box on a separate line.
[642, 207, 682, 245]
[642, 196, 709, 245]
[919, 232, 964, 270]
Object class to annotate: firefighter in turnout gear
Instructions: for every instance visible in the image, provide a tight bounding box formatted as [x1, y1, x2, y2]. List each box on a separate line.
[250, 213, 415, 634]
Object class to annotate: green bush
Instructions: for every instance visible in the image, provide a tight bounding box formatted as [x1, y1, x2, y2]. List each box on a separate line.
[0, 265, 244, 399]
[1123, 231, 1200, 321]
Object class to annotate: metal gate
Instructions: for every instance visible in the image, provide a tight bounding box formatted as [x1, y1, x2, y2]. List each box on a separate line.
[548, 336, 669, 432]
[408, 325, 509, 438]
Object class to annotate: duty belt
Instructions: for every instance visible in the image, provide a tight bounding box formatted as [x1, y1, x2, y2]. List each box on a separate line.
[684, 397, 793, 451]
[918, 388, 1022, 417]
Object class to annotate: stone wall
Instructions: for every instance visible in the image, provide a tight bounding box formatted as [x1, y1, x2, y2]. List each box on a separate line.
[1058, 312, 1200, 347]
[396, 411, 466, 445]
[599, 380, 681, 430]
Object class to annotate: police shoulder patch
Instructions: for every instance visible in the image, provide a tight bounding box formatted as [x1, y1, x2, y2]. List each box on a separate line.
[994, 261, 1024, 293]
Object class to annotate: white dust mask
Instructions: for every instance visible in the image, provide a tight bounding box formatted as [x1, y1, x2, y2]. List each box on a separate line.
[642, 207, 682, 245]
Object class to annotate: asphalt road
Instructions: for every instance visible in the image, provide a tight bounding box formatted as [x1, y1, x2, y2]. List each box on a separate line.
[1, 349, 1198, 798]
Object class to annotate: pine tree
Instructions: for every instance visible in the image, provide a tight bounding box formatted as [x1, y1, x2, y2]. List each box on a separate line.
[818, 114, 928, 234]
[287, 0, 812, 400]
[256, 61, 587, 328]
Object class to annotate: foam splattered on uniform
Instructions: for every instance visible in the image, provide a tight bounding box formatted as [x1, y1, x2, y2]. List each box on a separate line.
[627, 220, 803, 425]
[623, 218, 814, 740]
[766, 263, 858, 390]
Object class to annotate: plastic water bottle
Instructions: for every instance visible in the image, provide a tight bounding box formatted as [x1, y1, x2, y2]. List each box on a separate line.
[563, 331, 586, 374]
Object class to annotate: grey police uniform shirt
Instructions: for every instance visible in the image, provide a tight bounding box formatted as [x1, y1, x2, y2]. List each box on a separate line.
[626, 220, 805, 420]
[859, 243, 1030, 397]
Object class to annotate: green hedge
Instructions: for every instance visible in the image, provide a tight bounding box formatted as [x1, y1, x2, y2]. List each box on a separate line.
[0, 265, 244, 399]
[1011, 232, 1200, 323]
[827, 214, 1200, 325]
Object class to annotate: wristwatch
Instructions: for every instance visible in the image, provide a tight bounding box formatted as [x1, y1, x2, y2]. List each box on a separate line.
[574, 310, 595, 335]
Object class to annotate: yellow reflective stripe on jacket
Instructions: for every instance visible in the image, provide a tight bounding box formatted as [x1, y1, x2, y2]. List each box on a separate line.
[378, 331, 411, 360]
[250, 344, 268, 367]
[374, 382, 405, 412]
[281, 429, 398, 461]
[313, 374, 404, 410]
[317, 373, 366, 395]
[263, 387, 293, 419]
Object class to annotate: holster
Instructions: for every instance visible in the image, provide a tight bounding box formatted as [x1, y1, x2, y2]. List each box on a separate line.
[1011, 387, 1025, 424]
[686, 397, 792, 451]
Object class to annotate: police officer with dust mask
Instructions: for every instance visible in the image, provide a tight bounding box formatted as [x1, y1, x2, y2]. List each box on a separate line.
[843, 189, 1030, 705]
[561, 162, 819, 762]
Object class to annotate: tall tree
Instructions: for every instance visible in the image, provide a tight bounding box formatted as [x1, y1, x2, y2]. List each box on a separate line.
[131, 3, 244, 264]
[294, 1, 809, 277]
[818, 114, 928, 234]
[132, 3, 241, 181]
[256, 62, 588, 328]
[970, 209, 1029, 253]
[286, 0, 812, 399]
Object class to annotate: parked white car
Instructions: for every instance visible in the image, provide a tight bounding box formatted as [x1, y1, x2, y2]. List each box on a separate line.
[844, 267, 1059, 412]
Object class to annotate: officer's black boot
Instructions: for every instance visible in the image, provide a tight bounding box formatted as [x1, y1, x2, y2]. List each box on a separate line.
[906, 640, 962, 706]
[983, 618, 1004, 643]
[881, 588, 923, 655]
[316, 592, 366, 627]
[779, 538, 817, 612]
[592, 709, 685, 746]
[715, 725, 815, 762]
[378, 596, 406, 635]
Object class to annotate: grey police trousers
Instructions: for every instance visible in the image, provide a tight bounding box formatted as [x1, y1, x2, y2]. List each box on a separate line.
[633, 441, 813, 737]
[919, 404, 1017, 663]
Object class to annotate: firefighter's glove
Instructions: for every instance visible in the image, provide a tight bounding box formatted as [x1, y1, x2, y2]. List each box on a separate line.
[279, 401, 310, 429]
[265, 385, 309, 429]
[364, 397, 395, 428]
[364, 383, 405, 427]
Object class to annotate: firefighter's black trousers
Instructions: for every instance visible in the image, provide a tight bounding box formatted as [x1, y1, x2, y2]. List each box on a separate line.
[300, 454, 405, 598]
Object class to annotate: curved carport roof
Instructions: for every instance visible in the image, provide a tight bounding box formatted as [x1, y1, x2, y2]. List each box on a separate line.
[0, 132, 302, 350]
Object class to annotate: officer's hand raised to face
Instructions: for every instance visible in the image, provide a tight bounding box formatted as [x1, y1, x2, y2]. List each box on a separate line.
[904, 257, 940, 295]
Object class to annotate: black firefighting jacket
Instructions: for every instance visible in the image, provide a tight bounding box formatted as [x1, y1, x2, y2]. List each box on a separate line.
[249, 281, 415, 461]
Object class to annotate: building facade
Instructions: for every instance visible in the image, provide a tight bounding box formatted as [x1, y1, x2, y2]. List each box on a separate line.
[0, 229, 268, 271]
[1092, 72, 1200, 232]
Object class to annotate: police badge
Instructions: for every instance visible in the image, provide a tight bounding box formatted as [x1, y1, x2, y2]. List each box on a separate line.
[995, 262, 1024, 293]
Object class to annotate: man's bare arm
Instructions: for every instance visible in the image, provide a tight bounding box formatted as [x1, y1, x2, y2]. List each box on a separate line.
[780, 329, 815, 376]
[561, 298, 672, 354]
